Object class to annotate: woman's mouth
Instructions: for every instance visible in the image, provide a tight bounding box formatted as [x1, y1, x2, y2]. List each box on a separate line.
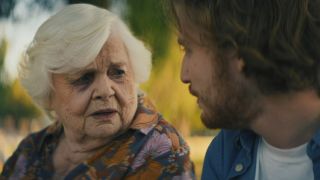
[90, 109, 117, 121]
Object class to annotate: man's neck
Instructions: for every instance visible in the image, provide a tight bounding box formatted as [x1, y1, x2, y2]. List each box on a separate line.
[250, 89, 320, 149]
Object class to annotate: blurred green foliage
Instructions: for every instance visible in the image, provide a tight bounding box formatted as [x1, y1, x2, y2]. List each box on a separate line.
[67, 0, 171, 63]
[68, 0, 110, 8]
[0, 40, 41, 123]
[124, 0, 170, 63]
[0, 40, 4, 70]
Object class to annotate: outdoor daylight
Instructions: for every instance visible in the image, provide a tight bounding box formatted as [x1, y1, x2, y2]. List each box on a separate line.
[0, 0, 217, 179]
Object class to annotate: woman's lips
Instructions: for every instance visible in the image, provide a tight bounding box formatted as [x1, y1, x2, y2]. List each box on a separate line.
[90, 109, 117, 121]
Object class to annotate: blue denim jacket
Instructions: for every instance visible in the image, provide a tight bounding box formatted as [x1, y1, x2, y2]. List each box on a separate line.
[202, 129, 320, 180]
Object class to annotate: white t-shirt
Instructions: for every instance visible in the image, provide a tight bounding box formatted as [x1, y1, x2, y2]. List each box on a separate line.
[254, 137, 314, 180]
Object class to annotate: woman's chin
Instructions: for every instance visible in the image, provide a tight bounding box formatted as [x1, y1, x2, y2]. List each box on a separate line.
[82, 121, 118, 138]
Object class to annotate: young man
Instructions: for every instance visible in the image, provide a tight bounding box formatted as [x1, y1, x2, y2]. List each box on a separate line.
[166, 0, 320, 179]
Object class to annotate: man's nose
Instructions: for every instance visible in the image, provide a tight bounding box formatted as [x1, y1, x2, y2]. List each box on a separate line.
[92, 75, 115, 100]
[180, 58, 191, 84]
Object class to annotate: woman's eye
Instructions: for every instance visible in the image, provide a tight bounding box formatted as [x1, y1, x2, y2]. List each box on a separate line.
[71, 72, 94, 87]
[108, 68, 125, 79]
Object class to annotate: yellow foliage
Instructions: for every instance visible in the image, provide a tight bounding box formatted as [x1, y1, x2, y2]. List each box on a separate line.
[11, 80, 38, 108]
[141, 35, 205, 136]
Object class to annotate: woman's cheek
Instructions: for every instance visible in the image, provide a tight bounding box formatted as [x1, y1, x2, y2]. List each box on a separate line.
[116, 85, 137, 124]
[69, 89, 93, 115]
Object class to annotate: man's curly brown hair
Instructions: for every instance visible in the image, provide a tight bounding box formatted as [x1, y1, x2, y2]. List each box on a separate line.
[166, 0, 320, 95]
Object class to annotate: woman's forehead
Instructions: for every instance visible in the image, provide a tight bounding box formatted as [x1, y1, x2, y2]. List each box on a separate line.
[73, 33, 127, 70]
[77, 56, 128, 75]
[64, 33, 130, 76]
[64, 58, 128, 78]
[96, 32, 129, 64]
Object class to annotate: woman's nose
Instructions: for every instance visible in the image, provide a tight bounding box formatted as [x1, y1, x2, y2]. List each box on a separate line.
[92, 75, 115, 100]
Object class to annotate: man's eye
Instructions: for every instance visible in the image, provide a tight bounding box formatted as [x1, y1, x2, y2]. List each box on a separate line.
[71, 72, 94, 87]
[108, 68, 125, 79]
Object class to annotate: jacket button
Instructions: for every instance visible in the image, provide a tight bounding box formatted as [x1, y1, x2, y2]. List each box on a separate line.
[235, 163, 244, 172]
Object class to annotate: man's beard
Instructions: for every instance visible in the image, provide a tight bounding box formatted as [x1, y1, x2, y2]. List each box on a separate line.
[201, 60, 263, 130]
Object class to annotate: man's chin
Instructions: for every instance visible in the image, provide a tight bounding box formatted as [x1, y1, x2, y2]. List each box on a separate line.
[200, 112, 218, 129]
[200, 111, 243, 130]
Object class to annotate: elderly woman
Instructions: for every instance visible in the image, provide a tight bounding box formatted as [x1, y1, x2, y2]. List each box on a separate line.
[1, 4, 194, 179]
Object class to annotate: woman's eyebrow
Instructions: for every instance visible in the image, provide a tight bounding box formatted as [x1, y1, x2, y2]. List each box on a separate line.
[69, 68, 97, 77]
[109, 60, 127, 67]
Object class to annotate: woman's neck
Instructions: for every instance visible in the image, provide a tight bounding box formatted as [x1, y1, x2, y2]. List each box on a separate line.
[62, 127, 113, 153]
[52, 133, 108, 179]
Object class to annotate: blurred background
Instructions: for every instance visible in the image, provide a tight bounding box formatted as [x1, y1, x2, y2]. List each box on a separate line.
[0, 0, 219, 178]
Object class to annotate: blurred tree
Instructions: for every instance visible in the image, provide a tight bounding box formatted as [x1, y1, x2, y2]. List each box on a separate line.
[0, 0, 171, 61]
[0, 39, 41, 124]
[0, 39, 4, 69]
[68, 0, 110, 8]
[0, 0, 16, 18]
[67, 0, 171, 63]
[0, 39, 8, 96]
[124, 0, 171, 63]
[0, 0, 64, 19]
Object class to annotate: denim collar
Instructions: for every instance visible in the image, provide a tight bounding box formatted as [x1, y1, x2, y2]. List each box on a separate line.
[239, 130, 257, 153]
[307, 129, 320, 159]
[226, 129, 259, 179]
[312, 129, 320, 145]
[227, 128, 320, 179]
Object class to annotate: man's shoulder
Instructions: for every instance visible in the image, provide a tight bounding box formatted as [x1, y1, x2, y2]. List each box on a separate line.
[216, 129, 243, 141]
[202, 129, 258, 179]
[207, 129, 257, 154]
[206, 129, 243, 156]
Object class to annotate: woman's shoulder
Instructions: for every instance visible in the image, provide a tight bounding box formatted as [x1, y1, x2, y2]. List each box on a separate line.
[132, 95, 191, 155]
[154, 115, 180, 133]
[153, 116, 189, 152]
[14, 121, 61, 154]
[1, 122, 61, 178]
[128, 116, 195, 179]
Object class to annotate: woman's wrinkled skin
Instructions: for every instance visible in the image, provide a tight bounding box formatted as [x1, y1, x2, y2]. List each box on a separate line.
[49, 31, 138, 178]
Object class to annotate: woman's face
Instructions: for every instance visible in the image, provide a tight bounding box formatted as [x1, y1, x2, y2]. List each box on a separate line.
[50, 32, 138, 140]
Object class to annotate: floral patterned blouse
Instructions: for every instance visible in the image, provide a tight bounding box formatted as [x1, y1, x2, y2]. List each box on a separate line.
[1, 96, 195, 179]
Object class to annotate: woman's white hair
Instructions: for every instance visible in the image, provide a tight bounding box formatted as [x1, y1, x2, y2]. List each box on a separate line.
[19, 3, 152, 108]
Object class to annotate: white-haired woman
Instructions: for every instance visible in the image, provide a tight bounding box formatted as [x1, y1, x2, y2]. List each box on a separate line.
[1, 4, 194, 179]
